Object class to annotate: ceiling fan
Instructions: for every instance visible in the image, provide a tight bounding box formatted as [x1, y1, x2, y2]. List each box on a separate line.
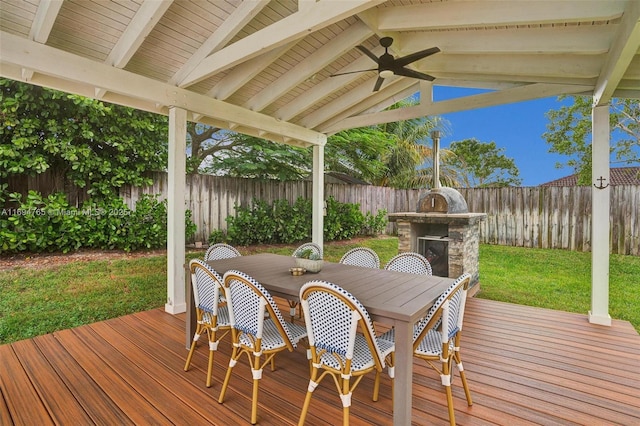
[331, 37, 440, 92]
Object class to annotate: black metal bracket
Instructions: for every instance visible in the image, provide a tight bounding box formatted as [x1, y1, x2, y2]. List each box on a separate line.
[593, 176, 609, 189]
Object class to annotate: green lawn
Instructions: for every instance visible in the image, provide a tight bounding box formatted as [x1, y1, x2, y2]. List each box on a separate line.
[1, 237, 638, 344]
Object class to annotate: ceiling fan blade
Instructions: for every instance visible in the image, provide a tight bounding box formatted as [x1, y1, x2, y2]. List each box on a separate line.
[330, 68, 378, 77]
[393, 67, 435, 81]
[373, 76, 385, 92]
[356, 45, 380, 63]
[394, 47, 440, 68]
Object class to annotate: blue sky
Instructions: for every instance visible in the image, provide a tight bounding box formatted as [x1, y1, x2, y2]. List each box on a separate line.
[432, 87, 572, 186]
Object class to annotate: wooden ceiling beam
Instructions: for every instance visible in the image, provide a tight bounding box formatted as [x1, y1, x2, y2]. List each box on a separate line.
[594, 0, 640, 105]
[0, 32, 325, 147]
[377, 1, 625, 31]
[169, 0, 269, 85]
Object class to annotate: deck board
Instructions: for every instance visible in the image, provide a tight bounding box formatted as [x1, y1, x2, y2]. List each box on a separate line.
[1, 298, 639, 425]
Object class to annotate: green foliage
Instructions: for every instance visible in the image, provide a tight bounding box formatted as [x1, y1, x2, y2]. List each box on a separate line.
[0, 192, 196, 253]
[208, 229, 227, 245]
[225, 196, 386, 245]
[272, 198, 312, 243]
[323, 196, 366, 240]
[202, 133, 312, 179]
[449, 138, 522, 187]
[0, 78, 168, 196]
[295, 248, 321, 260]
[544, 96, 640, 184]
[362, 209, 388, 235]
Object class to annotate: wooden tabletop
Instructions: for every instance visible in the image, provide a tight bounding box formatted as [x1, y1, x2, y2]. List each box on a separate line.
[207, 253, 454, 324]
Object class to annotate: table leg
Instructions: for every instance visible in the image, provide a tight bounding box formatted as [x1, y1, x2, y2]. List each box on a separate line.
[393, 319, 413, 425]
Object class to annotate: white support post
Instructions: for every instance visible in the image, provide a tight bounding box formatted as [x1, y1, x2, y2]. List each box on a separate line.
[589, 104, 611, 326]
[312, 144, 325, 252]
[166, 106, 187, 314]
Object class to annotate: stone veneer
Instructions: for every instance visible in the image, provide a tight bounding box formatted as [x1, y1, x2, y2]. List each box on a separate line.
[388, 212, 486, 291]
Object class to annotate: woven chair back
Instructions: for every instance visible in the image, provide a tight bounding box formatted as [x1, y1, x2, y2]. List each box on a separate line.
[223, 269, 297, 350]
[300, 280, 385, 371]
[189, 259, 225, 315]
[292, 242, 323, 258]
[204, 243, 241, 261]
[384, 252, 433, 275]
[339, 247, 380, 268]
[413, 274, 471, 347]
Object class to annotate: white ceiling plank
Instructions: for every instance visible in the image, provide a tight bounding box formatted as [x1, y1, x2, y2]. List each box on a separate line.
[244, 21, 373, 112]
[377, 1, 625, 31]
[594, 0, 640, 106]
[29, 0, 63, 43]
[178, 0, 385, 87]
[0, 32, 325, 147]
[106, 0, 172, 67]
[169, 0, 270, 85]
[324, 83, 593, 133]
[208, 42, 296, 100]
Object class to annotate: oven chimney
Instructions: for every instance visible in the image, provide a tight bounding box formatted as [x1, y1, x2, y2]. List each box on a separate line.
[431, 130, 441, 189]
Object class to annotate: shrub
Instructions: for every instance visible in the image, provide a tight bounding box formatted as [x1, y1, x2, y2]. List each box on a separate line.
[0, 191, 196, 253]
[225, 196, 387, 246]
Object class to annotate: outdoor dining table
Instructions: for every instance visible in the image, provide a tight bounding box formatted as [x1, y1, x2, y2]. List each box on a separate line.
[186, 253, 454, 426]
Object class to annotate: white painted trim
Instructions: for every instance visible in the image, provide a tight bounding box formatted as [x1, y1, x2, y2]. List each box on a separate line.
[593, 0, 640, 106]
[589, 104, 611, 326]
[166, 107, 187, 315]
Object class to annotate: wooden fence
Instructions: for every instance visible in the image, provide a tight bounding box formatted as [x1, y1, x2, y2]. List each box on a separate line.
[120, 172, 639, 256]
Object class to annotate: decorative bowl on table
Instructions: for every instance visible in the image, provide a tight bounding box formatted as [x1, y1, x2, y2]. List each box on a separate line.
[294, 257, 323, 273]
[289, 267, 306, 276]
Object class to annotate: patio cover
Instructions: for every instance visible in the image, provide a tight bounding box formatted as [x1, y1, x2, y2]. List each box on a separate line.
[1, 0, 639, 327]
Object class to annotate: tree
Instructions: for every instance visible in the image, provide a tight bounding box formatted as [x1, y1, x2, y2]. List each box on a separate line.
[201, 133, 312, 180]
[544, 95, 640, 185]
[0, 79, 168, 197]
[376, 111, 462, 189]
[448, 138, 522, 187]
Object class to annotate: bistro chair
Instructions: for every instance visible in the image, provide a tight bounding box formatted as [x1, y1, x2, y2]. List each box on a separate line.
[184, 259, 231, 388]
[287, 242, 324, 321]
[298, 280, 394, 426]
[204, 243, 242, 261]
[378, 273, 473, 426]
[292, 242, 323, 258]
[219, 270, 308, 425]
[384, 252, 433, 275]
[339, 247, 380, 269]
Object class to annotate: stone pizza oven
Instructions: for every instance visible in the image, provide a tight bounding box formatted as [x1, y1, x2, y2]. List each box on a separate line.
[388, 187, 486, 292]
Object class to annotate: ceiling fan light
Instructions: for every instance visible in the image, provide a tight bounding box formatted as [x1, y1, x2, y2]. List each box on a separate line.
[379, 70, 394, 79]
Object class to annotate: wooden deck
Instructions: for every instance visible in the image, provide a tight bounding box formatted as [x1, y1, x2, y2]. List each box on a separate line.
[2, 298, 639, 425]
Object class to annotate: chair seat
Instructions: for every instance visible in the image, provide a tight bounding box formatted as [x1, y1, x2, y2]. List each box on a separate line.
[317, 334, 395, 372]
[378, 326, 453, 357]
[238, 318, 307, 350]
[198, 304, 231, 327]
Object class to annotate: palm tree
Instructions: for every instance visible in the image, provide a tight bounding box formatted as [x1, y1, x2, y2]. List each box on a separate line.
[374, 101, 463, 189]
